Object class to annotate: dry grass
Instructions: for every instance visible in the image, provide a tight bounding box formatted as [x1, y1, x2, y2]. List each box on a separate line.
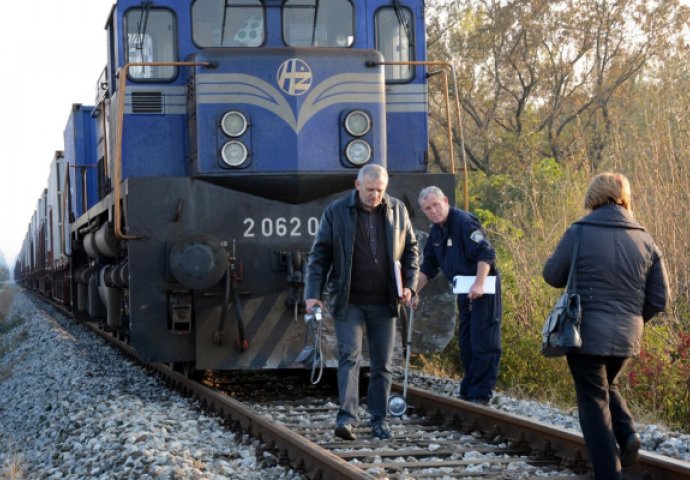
[0, 454, 26, 479]
[0, 288, 26, 479]
[0, 284, 15, 322]
[414, 352, 460, 380]
[0, 285, 25, 377]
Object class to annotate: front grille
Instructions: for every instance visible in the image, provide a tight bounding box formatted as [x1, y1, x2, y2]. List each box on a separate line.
[131, 91, 163, 114]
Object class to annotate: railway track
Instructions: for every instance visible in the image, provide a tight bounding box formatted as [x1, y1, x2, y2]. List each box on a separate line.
[38, 298, 690, 479]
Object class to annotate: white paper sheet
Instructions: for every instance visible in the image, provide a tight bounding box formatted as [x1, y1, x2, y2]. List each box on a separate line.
[452, 275, 497, 294]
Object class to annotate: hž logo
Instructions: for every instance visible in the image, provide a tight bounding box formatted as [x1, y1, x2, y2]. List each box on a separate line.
[277, 59, 312, 96]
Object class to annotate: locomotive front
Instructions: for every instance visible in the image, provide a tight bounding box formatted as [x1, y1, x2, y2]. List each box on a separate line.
[114, 0, 414, 371]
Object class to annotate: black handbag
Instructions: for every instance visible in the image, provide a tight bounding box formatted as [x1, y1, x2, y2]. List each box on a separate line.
[541, 225, 583, 357]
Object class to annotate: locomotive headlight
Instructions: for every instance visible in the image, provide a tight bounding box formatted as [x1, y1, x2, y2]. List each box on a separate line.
[221, 141, 248, 167]
[344, 110, 371, 137]
[345, 139, 372, 165]
[221, 111, 248, 137]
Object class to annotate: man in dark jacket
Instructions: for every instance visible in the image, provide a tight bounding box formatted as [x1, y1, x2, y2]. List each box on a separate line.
[543, 172, 669, 479]
[304, 164, 418, 441]
[415, 186, 502, 404]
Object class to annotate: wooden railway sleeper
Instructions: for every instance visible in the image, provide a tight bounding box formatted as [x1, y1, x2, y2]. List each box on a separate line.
[566, 449, 588, 475]
[532, 439, 557, 460]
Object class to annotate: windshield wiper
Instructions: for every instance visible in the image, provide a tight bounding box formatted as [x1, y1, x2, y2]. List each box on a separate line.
[134, 0, 153, 50]
[310, 0, 320, 46]
[220, 0, 231, 45]
[392, 0, 413, 47]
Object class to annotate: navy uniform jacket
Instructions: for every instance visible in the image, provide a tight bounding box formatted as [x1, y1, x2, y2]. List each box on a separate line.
[420, 208, 497, 281]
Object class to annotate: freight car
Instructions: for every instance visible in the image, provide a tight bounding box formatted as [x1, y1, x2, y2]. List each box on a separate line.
[15, 0, 460, 374]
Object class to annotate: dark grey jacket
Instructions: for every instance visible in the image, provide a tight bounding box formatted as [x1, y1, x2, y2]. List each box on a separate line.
[543, 204, 669, 357]
[304, 190, 419, 320]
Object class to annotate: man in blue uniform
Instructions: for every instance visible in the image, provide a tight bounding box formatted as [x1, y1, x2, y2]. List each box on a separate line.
[415, 186, 502, 404]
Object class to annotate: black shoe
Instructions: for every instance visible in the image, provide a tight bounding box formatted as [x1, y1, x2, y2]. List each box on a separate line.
[371, 423, 392, 440]
[334, 423, 357, 441]
[468, 397, 490, 406]
[620, 432, 641, 467]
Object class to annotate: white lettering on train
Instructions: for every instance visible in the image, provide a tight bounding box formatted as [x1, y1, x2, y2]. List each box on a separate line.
[242, 217, 319, 238]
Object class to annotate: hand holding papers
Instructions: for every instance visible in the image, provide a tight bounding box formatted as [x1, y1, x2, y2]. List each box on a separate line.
[453, 275, 497, 294]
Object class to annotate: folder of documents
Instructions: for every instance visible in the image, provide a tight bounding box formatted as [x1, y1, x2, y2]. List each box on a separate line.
[452, 275, 496, 294]
[394, 261, 403, 298]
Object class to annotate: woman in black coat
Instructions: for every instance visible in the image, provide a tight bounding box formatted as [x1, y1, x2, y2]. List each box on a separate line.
[543, 172, 669, 480]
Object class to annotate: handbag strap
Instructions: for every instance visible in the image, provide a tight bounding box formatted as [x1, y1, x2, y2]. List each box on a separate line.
[565, 225, 582, 294]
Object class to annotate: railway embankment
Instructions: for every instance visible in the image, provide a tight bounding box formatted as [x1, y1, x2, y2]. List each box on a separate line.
[1, 288, 688, 478]
[0, 290, 305, 480]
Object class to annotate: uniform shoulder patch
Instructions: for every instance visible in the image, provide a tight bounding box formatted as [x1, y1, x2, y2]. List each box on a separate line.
[470, 230, 485, 243]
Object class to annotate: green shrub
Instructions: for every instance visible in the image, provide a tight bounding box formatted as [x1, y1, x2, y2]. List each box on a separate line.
[623, 323, 690, 430]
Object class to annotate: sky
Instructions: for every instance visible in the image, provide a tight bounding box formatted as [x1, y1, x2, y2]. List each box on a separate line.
[0, 0, 114, 266]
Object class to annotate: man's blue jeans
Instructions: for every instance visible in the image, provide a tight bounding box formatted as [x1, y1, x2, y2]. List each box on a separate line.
[335, 303, 396, 427]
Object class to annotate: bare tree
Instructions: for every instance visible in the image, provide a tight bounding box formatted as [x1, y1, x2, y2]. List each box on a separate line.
[426, 0, 690, 172]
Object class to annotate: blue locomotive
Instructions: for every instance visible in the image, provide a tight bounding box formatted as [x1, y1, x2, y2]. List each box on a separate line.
[15, 0, 456, 373]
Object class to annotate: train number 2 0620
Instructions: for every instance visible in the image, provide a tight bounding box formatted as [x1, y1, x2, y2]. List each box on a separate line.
[243, 217, 320, 238]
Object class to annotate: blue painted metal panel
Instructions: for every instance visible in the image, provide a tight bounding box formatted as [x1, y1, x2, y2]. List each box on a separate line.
[121, 115, 188, 178]
[63, 105, 98, 220]
[46, 152, 67, 262]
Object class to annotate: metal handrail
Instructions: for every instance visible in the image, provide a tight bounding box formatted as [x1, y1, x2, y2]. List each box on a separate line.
[369, 60, 469, 210]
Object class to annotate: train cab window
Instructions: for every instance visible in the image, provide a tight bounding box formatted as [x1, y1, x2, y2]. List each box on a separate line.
[124, 8, 177, 81]
[192, 0, 264, 47]
[283, 0, 353, 47]
[375, 7, 414, 82]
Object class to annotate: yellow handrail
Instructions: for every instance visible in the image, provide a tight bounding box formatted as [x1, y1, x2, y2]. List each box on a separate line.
[370, 60, 468, 210]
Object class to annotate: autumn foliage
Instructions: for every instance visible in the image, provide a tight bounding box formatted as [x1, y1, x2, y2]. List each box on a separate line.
[418, 0, 690, 431]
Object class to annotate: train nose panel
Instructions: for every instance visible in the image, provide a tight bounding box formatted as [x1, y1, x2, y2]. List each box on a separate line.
[187, 48, 386, 178]
[194, 291, 340, 370]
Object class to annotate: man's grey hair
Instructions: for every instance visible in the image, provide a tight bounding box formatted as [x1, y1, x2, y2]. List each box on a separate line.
[418, 186, 446, 206]
[357, 164, 388, 183]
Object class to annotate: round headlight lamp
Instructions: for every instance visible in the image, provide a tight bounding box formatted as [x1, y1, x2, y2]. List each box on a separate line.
[345, 140, 372, 165]
[344, 110, 371, 137]
[221, 111, 248, 137]
[221, 141, 248, 167]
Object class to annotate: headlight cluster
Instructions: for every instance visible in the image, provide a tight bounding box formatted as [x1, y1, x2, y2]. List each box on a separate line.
[220, 111, 249, 167]
[343, 110, 372, 166]
[345, 140, 371, 165]
[344, 110, 371, 137]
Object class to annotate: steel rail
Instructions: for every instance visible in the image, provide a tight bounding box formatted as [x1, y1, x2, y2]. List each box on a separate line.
[81, 321, 374, 480]
[159, 365, 375, 480]
[396, 383, 690, 480]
